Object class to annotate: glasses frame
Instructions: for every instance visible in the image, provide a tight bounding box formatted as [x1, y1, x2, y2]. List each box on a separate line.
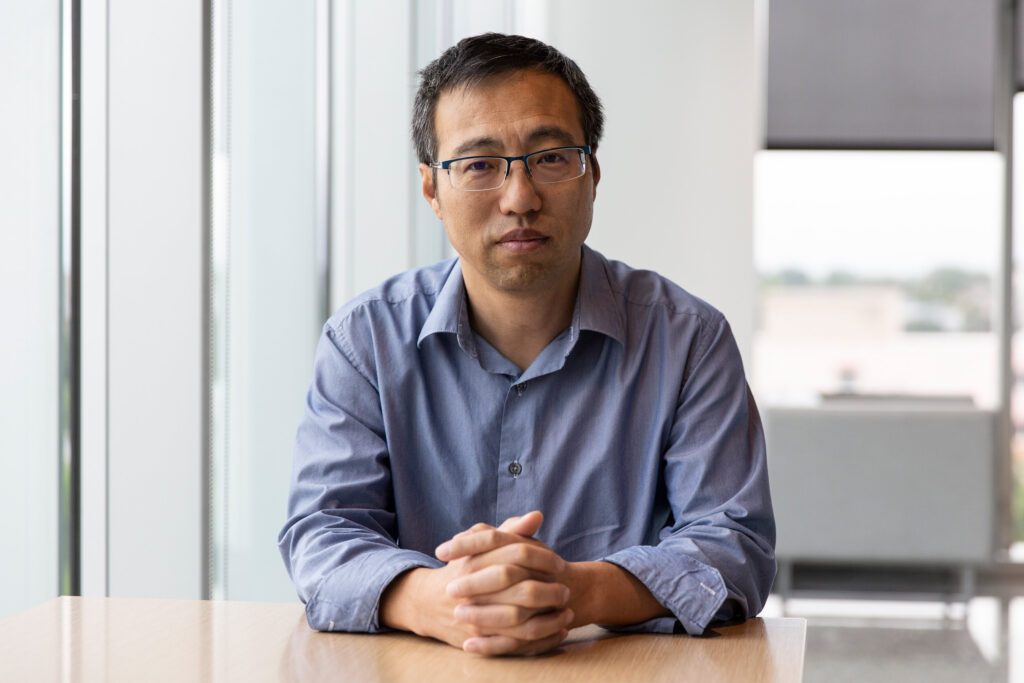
[430, 145, 592, 191]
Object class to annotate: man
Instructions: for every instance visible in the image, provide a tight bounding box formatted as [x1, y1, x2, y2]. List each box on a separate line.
[279, 32, 775, 657]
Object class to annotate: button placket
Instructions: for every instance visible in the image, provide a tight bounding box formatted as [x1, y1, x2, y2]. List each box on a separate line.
[496, 379, 532, 521]
[508, 382, 525, 479]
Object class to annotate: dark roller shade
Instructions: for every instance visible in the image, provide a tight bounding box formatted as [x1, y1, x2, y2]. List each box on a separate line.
[1017, 3, 1024, 91]
[766, 0, 997, 150]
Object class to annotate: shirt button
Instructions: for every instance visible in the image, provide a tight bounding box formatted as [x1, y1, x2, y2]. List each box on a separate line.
[515, 382, 527, 396]
[508, 461, 522, 476]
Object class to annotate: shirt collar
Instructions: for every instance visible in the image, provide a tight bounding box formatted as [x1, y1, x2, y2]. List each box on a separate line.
[416, 245, 626, 357]
[577, 245, 626, 346]
[416, 259, 478, 357]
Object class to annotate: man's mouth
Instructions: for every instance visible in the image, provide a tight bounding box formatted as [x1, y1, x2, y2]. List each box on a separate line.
[497, 229, 548, 253]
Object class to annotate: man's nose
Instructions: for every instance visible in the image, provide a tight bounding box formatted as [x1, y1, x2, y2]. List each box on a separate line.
[498, 159, 542, 214]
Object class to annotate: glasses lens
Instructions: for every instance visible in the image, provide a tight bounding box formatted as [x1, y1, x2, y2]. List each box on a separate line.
[527, 148, 585, 184]
[448, 157, 507, 191]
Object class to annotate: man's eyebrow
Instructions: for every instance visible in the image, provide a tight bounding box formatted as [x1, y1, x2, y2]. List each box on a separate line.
[524, 126, 578, 148]
[448, 127, 581, 158]
[451, 136, 502, 157]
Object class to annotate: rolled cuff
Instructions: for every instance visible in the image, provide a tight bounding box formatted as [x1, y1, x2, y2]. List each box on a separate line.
[304, 548, 443, 633]
[601, 545, 727, 635]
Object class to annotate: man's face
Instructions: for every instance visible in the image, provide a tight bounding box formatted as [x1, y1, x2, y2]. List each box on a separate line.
[419, 70, 600, 298]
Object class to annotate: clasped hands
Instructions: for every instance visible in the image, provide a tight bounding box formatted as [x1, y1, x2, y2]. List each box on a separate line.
[380, 510, 581, 656]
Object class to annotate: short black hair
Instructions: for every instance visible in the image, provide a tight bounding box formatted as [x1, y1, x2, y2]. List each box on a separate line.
[412, 32, 604, 164]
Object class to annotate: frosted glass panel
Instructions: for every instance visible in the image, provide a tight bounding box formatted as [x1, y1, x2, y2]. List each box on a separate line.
[0, 0, 61, 618]
[210, 0, 321, 601]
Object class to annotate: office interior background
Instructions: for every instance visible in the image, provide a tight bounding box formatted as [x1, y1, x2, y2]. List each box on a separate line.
[3, 0, 1024, 679]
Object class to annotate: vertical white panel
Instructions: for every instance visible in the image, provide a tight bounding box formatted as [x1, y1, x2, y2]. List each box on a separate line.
[547, 1, 758, 362]
[411, 0, 453, 269]
[350, 1, 415, 294]
[221, 0, 319, 601]
[0, 0, 61, 619]
[80, 0, 110, 598]
[515, 0, 550, 41]
[330, 0, 355, 308]
[107, 0, 204, 599]
[449, 0, 513, 42]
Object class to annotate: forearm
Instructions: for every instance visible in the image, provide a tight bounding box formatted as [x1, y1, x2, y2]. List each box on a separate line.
[380, 567, 434, 635]
[295, 543, 440, 632]
[565, 561, 670, 628]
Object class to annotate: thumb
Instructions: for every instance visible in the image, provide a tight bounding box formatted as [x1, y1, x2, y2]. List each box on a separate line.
[498, 510, 544, 537]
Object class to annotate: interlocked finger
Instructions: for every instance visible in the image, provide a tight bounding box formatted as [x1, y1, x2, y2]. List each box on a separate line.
[453, 522, 494, 539]
[464, 628, 570, 656]
[455, 603, 574, 639]
[461, 579, 570, 609]
[458, 607, 574, 650]
[438, 528, 516, 561]
[447, 563, 532, 598]
[459, 541, 564, 576]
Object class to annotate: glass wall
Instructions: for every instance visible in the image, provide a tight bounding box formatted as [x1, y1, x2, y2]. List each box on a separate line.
[758, 0, 1011, 568]
[753, 150, 1001, 408]
[754, 150, 1004, 564]
[1011, 93, 1024, 546]
[0, 0, 62, 618]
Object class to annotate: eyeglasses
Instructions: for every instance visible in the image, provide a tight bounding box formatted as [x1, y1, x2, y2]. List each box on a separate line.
[430, 145, 591, 192]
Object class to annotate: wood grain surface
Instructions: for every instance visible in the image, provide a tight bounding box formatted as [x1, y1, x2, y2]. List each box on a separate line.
[0, 597, 805, 682]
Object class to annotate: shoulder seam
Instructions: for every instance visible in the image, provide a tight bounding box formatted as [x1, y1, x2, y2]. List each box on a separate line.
[608, 282, 722, 328]
[327, 286, 442, 335]
[681, 314, 729, 397]
[326, 325, 378, 392]
[597, 256, 722, 327]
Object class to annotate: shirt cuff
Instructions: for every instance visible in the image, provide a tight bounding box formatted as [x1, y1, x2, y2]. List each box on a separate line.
[304, 548, 443, 633]
[601, 546, 727, 635]
[601, 615, 679, 635]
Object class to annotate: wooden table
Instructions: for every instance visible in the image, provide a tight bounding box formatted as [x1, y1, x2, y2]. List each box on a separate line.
[0, 597, 805, 682]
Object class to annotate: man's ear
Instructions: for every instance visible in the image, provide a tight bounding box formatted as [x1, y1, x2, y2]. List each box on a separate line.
[590, 154, 601, 199]
[419, 163, 443, 220]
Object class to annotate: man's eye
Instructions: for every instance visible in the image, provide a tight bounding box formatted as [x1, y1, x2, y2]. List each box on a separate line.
[536, 151, 569, 165]
[466, 159, 497, 172]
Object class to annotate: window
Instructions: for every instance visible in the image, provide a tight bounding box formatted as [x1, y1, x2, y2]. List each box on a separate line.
[753, 150, 1001, 408]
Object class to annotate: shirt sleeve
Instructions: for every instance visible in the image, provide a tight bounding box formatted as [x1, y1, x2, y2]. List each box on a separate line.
[277, 323, 443, 633]
[601, 314, 776, 635]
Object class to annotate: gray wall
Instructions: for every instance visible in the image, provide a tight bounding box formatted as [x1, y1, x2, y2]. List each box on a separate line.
[549, 1, 758, 362]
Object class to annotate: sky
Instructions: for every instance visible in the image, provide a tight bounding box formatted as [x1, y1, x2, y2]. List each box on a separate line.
[754, 149, 1003, 281]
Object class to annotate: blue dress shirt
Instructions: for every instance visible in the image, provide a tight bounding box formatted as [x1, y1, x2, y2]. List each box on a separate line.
[278, 245, 775, 636]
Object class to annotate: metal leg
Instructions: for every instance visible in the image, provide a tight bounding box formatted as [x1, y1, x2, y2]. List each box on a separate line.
[943, 565, 976, 622]
[959, 566, 976, 600]
[776, 561, 793, 617]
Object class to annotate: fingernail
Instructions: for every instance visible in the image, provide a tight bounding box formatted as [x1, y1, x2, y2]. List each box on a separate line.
[446, 581, 461, 597]
[561, 586, 570, 603]
[564, 609, 575, 624]
[436, 542, 450, 559]
[454, 605, 469, 620]
[464, 638, 480, 653]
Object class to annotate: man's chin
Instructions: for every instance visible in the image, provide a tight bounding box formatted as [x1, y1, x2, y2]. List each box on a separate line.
[486, 263, 553, 294]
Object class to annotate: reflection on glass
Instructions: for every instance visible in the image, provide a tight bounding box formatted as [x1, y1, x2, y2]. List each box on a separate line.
[0, 1, 61, 619]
